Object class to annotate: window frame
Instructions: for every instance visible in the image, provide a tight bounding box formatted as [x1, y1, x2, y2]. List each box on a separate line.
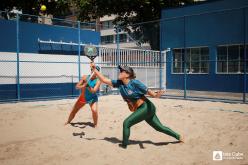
[216, 44, 248, 74]
[171, 46, 210, 75]
[119, 33, 128, 43]
[101, 35, 115, 44]
[101, 20, 113, 30]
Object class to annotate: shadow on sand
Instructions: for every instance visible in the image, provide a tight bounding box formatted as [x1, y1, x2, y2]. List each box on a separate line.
[70, 122, 94, 128]
[101, 137, 180, 149]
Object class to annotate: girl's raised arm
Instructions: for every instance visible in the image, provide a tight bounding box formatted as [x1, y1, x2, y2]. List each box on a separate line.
[91, 63, 113, 87]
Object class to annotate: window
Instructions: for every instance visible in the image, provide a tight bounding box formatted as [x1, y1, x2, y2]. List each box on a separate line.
[173, 49, 183, 73]
[187, 48, 200, 73]
[119, 34, 127, 43]
[101, 35, 114, 44]
[101, 20, 113, 30]
[200, 48, 210, 73]
[217, 45, 248, 73]
[217, 46, 227, 72]
[240, 45, 248, 73]
[172, 47, 209, 73]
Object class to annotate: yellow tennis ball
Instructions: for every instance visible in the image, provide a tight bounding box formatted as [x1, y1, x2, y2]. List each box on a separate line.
[40, 5, 46, 11]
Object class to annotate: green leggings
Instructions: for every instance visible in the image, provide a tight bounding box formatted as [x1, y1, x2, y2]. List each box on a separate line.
[122, 99, 180, 146]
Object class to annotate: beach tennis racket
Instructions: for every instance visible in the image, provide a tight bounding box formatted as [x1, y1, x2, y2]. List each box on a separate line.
[84, 45, 98, 62]
[84, 45, 98, 83]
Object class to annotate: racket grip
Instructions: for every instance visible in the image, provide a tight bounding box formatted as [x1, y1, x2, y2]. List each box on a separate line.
[89, 72, 94, 79]
[86, 72, 94, 85]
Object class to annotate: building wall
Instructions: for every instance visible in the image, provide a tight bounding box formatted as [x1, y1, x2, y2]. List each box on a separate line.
[161, 0, 248, 93]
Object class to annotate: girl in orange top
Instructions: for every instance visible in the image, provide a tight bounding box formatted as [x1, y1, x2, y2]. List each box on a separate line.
[65, 66, 101, 127]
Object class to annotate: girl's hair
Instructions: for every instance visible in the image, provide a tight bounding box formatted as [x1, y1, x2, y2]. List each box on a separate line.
[129, 70, 136, 79]
[118, 65, 136, 79]
[128, 67, 136, 79]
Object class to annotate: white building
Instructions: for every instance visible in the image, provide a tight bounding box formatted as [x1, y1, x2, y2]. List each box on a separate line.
[100, 15, 150, 49]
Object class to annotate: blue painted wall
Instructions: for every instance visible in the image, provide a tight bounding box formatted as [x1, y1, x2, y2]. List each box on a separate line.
[0, 19, 17, 52]
[161, 0, 248, 93]
[0, 19, 100, 54]
[0, 83, 80, 101]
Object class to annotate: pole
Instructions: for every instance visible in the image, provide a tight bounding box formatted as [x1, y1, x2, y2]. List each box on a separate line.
[78, 21, 81, 81]
[16, 13, 20, 101]
[183, 16, 187, 99]
[116, 25, 120, 78]
[243, 8, 247, 103]
[78, 21, 81, 95]
[159, 20, 163, 89]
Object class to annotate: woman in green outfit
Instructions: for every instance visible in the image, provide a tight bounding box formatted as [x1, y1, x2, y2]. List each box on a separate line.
[91, 63, 184, 148]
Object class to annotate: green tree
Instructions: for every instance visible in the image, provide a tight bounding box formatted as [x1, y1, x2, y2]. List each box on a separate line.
[0, 0, 71, 18]
[74, 0, 195, 50]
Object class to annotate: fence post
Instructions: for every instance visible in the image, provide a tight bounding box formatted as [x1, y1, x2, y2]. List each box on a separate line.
[77, 21, 81, 82]
[159, 20, 163, 90]
[16, 13, 20, 101]
[155, 68, 157, 88]
[183, 16, 187, 99]
[115, 25, 120, 95]
[116, 25, 120, 76]
[146, 68, 148, 86]
[71, 75, 74, 97]
[243, 8, 247, 103]
[184, 54, 187, 99]
[159, 51, 163, 89]
[165, 51, 168, 89]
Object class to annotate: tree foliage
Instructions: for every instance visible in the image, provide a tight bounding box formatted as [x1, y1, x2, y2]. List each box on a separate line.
[74, 0, 195, 50]
[0, 0, 71, 17]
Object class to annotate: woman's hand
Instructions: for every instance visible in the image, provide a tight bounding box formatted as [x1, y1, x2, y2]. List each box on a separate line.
[89, 62, 114, 87]
[76, 75, 87, 89]
[155, 90, 165, 98]
[147, 89, 165, 98]
[76, 81, 87, 89]
[90, 62, 96, 70]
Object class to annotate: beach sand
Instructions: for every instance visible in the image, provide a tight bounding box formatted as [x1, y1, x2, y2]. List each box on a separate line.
[0, 95, 247, 165]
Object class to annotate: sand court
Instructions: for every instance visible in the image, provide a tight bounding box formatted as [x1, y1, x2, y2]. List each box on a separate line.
[0, 95, 248, 165]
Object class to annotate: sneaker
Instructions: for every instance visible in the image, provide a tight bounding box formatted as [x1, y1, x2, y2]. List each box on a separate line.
[118, 143, 127, 149]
